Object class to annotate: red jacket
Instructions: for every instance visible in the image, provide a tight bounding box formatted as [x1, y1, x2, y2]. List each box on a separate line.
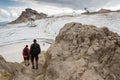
[23, 47, 30, 57]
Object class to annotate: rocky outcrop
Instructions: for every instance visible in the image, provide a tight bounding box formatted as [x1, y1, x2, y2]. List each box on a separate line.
[0, 51, 47, 80]
[0, 55, 24, 80]
[44, 22, 120, 80]
[82, 8, 120, 15]
[9, 8, 47, 24]
[97, 9, 112, 13]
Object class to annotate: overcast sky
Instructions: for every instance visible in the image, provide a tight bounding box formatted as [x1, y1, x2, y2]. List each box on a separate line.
[0, 0, 120, 22]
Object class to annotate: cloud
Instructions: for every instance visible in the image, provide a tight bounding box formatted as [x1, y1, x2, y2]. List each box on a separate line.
[12, 0, 83, 15]
[8, 1, 73, 16]
[0, 8, 11, 21]
[1, 0, 119, 22]
[12, 0, 37, 4]
[10, 10, 18, 18]
[12, 0, 120, 11]
[0, 7, 23, 22]
[38, 0, 120, 11]
[0, 8, 10, 17]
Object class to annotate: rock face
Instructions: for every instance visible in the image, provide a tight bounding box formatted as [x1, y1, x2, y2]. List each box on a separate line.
[0, 51, 48, 80]
[44, 22, 120, 80]
[0, 55, 24, 80]
[9, 8, 47, 24]
[97, 9, 112, 13]
[82, 8, 120, 15]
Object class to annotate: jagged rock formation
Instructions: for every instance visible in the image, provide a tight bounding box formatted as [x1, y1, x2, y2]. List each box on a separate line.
[9, 8, 47, 24]
[0, 55, 24, 80]
[82, 8, 120, 15]
[44, 22, 120, 80]
[0, 51, 46, 80]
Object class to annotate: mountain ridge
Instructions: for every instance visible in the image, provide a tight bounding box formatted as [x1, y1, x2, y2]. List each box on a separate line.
[9, 8, 47, 24]
[82, 8, 120, 15]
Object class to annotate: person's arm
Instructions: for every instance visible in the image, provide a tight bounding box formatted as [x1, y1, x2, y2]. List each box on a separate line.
[30, 44, 33, 54]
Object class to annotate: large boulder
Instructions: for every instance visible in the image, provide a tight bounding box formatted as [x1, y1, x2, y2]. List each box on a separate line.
[0, 55, 24, 80]
[44, 22, 120, 80]
[9, 8, 47, 24]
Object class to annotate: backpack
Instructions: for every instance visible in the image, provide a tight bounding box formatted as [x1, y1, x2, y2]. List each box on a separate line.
[23, 48, 29, 55]
[31, 43, 41, 54]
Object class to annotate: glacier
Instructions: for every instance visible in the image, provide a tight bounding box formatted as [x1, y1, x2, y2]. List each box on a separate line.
[0, 12, 120, 46]
[0, 12, 120, 62]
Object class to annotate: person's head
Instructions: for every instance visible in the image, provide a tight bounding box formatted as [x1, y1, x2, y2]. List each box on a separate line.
[25, 45, 28, 47]
[33, 39, 37, 43]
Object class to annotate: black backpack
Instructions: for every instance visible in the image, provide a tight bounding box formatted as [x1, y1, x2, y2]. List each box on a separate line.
[31, 43, 41, 54]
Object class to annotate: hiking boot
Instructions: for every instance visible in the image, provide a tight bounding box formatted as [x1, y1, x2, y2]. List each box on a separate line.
[27, 63, 30, 66]
[36, 64, 38, 69]
[25, 63, 27, 66]
[32, 66, 35, 69]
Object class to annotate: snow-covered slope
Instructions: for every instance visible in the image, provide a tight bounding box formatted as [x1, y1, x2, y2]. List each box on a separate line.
[0, 12, 120, 62]
[0, 12, 120, 46]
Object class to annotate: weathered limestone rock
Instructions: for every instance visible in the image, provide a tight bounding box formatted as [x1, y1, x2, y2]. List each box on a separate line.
[9, 8, 47, 24]
[44, 22, 120, 80]
[0, 51, 47, 80]
[0, 55, 24, 80]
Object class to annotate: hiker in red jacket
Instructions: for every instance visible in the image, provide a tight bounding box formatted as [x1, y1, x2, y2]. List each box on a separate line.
[23, 45, 30, 66]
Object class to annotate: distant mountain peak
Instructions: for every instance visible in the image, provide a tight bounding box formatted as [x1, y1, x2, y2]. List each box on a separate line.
[9, 8, 47, 24]
[82, 8, 120, 15]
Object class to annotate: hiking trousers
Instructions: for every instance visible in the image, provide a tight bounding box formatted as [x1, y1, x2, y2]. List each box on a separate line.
[31, 54, 39, 62]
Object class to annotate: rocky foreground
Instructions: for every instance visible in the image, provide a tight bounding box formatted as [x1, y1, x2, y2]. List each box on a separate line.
[1, 22, 120, 80]
[0, 51, 46, 80]
[44, 22, 120, 80]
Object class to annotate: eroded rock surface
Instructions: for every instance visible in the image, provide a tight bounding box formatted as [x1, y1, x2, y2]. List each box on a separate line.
[0, 55, 24, 80]
[44, 22, 120, 80]
[9, 8, 47, 24]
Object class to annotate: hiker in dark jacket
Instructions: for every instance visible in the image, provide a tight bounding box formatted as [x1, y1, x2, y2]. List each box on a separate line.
[30, 39, 41, 69]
